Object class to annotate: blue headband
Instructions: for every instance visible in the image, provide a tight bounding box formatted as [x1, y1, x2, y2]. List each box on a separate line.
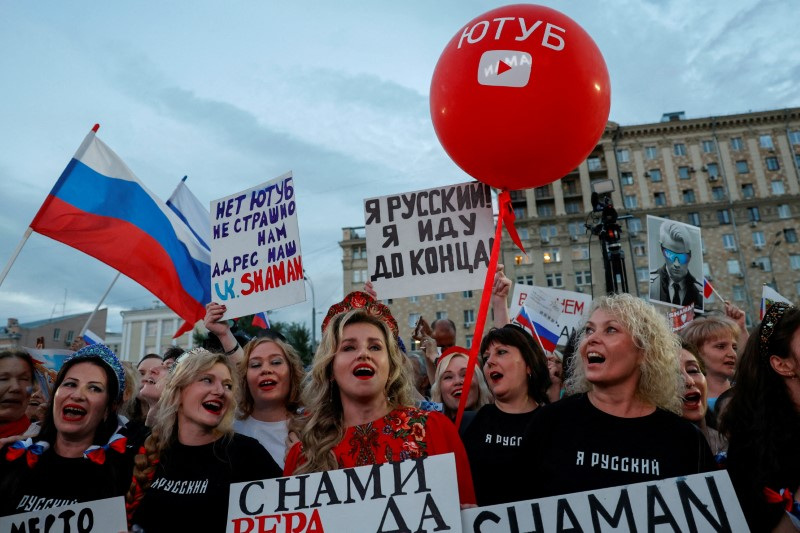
[65, 344, 125, 402]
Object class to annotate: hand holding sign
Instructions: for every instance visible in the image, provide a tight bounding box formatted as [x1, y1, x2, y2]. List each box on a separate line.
[430, 4, 611, 190]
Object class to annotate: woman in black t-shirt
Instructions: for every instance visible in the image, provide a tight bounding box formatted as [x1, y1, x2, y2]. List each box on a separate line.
[126, 349, 281, 533]
[461, 324, 550, 506]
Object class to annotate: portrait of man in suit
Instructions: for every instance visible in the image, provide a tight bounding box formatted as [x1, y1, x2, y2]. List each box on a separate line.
[648, 217, 704, 312]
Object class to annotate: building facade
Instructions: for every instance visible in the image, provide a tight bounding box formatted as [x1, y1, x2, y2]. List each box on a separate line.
[341, 107, 800, 342]
[0, 310, 108, 351]
[120, 306, 199, 363]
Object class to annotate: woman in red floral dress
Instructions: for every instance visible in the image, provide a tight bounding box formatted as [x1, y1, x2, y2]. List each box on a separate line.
[284, 292, 476, 506]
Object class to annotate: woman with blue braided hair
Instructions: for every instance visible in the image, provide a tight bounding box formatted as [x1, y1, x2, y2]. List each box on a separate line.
[0, 344, 134, 516]
[722, 302, 800, 532]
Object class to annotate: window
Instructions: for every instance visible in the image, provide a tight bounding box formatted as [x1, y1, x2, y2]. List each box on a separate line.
[790, 130, 800, 145]
[711, 186, 726, 201]
[572, 246, 590, 260]
[791, 255, 800, 270]
[674, 143, 687, 156]
[465, 335, 473, 349]
[733, 285, 746, 302]
[633, 243, 647, 256]
[462, 290, 473, 298]
[537, 204, 554, 217]
[516, 275, 534, 285]
[766, 157, 780, 171]
[730, 137, 744, 151]
[779, 204, 792, 219]
[620, 171, 634, 185]
[759, 134, 774, 149]
[623, 194, 638, 209]
[644, 146, 658, 160]
[513, 207, 525, 219]
[772, 180, 786, 195]
[540, 224, 557, 240]
[736, 160, 749, 174]
[628, 217, 643, 233]
[542, 249, 561, 263]
[408, 313, 421, 329]
[565, 200, 582, 215]
[616, 149, 630, 163]
[435, 293, 445, 301]
[587, 157, 602, 171]
[682, 189, 696, 204]
[352, 246, 366, 259]
[702, 140, 716, 153]
[678, 166, 691, 179]
[722, 234, 737, 251]
[718, 209, 731, 225]
[748, 207, 760, 222]
[66, 331, 74, 344]
[535, 184, 553, 199]
[409, 295, 418, 303]
[649, 169, 662, 182]
[687, 212, 701, 226]
[562, 179, 579, 196]
[753, 231, 766, 248]
[636, 268, 649, 282]
[755, 257, 772, 272]
[146, 321, 157, 337]
[653, 192, 666, 207]
[53, 328, 61, 341]
[796, 154, 800, 169]
[463, 309, 476, 326]
[785, 228, 798, 244]
[575, 271, 592, 286]
[741, 183, 754, 199]
[703, 262, 712, 278]
[435, 311, 447, 320]
[706, 162, 719, 178]
[568, 222, 584, 238]
[352, 269, 367, 283]
[518, 228, 529, 240]
[727, 260, 741, 275]
[545, 273, 564, 287]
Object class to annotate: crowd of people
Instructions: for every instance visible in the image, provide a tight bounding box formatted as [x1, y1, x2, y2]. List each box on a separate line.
[1, 269, 799, 532]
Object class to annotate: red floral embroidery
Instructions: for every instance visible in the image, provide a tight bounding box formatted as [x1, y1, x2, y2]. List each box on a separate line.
[334, 407, 430, 466]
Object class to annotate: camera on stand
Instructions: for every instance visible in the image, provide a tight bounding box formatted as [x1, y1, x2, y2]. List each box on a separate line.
[586, 179, 629, 295]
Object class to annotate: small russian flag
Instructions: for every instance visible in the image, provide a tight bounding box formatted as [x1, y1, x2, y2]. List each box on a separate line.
[515, 306, 559, 353]
[252, 312, 270, 330]
[82, 329, 104, 346]
[703, 278, 714, 299]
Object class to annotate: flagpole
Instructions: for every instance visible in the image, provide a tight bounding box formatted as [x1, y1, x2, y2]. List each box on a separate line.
[79, 271, 120, 336]
[528, 321, 548, 354]
[711, 284, 727, 304]
[0, 227, 33, 288]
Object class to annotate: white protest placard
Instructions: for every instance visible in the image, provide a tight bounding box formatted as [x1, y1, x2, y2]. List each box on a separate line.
[461, 471, 748, 532]
[227, 454, 462, 533]
[364, 181, 494, 299]
[0, 496, 126, 533]
[210, 172, 305, 320]
[510, 284, 592, 350]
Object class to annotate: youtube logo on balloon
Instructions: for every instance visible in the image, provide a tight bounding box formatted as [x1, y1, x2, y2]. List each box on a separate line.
[477, 50, 531, 87]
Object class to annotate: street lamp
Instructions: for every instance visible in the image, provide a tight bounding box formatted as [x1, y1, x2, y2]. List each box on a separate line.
[304, 273, 316, 348]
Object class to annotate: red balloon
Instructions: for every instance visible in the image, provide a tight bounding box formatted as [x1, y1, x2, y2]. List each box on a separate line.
[430, 4, 611, 191]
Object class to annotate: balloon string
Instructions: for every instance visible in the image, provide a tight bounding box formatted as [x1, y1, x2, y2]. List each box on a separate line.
[454, 190, 509, 428]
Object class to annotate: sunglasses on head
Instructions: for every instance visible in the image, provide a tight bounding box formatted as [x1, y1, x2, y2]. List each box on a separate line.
[661, 246, 691, 265]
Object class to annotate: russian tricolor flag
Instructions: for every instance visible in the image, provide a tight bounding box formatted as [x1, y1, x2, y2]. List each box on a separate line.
[82, 329, 104, 345]
[252, 312, 270, 330]
[30, 127, 211, 337]
[515, 305, 559, 353]
[703, 278, 714, 300]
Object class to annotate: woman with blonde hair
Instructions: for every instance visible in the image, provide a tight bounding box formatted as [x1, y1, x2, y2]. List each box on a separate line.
[284, 292, 476, 506]
[518, 293, 715, 499]
[430, 348, 493, 422]
[126, 349, 281, 532]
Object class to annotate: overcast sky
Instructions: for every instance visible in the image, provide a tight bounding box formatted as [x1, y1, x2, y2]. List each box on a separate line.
[1, 0, 798, 335]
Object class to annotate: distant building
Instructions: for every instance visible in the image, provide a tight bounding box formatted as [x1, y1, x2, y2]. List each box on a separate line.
[120, 306, 199, 363]
[0, 309, 108, 351]
[341, 107, 800, 338]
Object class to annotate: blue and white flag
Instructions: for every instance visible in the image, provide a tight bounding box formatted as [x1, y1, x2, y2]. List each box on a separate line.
[167, 176, 211, 252]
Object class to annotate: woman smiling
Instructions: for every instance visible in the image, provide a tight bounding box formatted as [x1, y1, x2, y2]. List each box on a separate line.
[126, 349, 281, 533]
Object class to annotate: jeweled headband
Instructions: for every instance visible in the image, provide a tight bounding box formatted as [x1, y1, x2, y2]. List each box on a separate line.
[760, 302, 794, 358]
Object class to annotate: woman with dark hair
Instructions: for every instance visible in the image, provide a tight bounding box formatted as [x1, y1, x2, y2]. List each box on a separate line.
[679, 340, 727, 458]
[721, 302, 800, 532]
[460, 323, 550, 506]
[0, 351, 35, 439]
[126, 349, 281, 532]
[235, 335, 305, 468]
[284, 292, 476, 506]
[0, 344, 133, 516]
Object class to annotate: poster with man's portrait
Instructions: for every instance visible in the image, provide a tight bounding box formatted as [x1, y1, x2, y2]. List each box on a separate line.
[647, 215, 704, 313]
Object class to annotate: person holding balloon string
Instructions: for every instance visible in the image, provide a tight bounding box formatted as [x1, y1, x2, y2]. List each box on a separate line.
[284, 291, 477, 507]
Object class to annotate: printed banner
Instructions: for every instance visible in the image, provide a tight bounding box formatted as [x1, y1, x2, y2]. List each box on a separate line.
[509, 284, 592, 351]
[668, 304, 695, 332]
[227, 454, 461, 533]
[210, 172, 305, 320]
[22, 347, 74, 372]
[460, 471, 747, 532]
[364, 182, 494, 299]
[647, 215, 704, 313]
[0, 496, 126, 533]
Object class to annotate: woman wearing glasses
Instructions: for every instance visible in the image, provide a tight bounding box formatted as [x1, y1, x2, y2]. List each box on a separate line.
[648, 220, 703, 310]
